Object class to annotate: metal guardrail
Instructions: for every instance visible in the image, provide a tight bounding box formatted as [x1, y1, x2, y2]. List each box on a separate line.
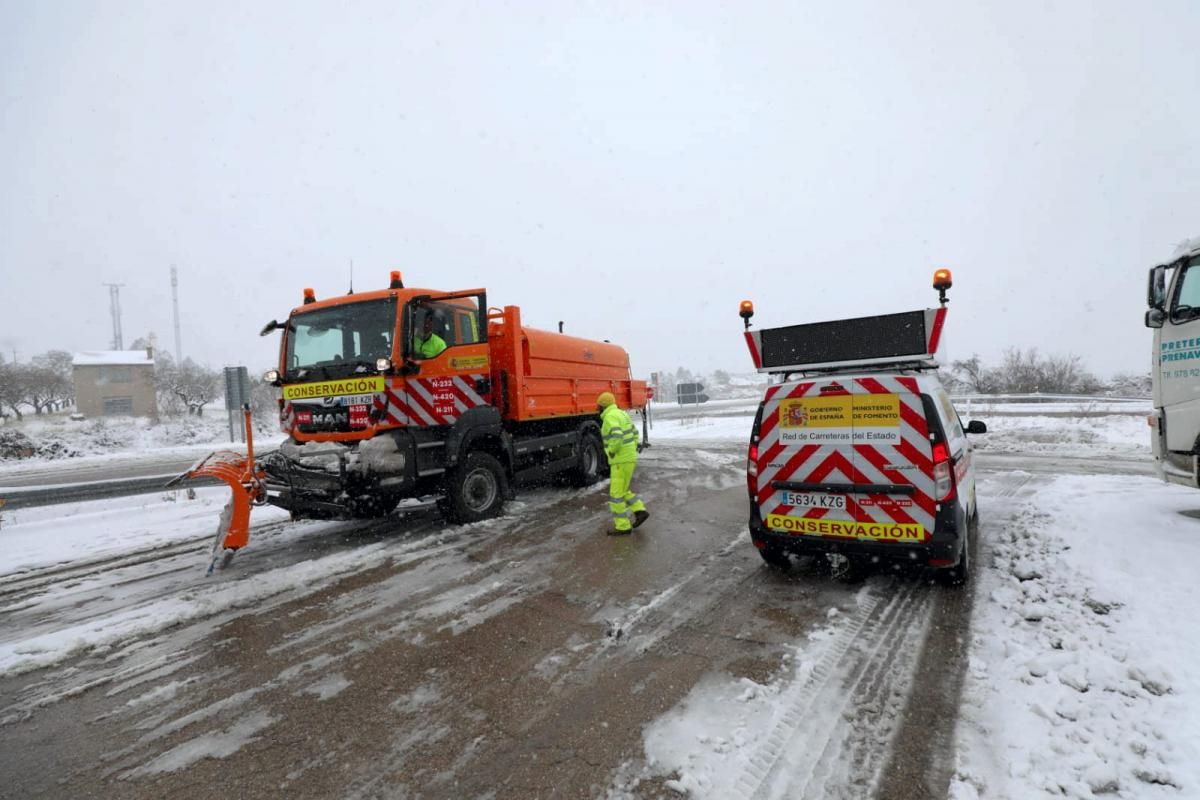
[950, 393, 1149, 403]
[0, 475, 218, 510]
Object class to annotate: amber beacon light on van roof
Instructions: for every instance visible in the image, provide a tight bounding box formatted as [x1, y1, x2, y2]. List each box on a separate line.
[740, 269, 953, 373]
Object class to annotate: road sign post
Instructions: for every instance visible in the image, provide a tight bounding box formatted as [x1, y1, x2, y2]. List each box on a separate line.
[223, 366, 251, 444]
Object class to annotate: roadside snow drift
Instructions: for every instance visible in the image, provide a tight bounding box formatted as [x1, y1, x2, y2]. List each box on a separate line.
[953, 474, 1200, 799]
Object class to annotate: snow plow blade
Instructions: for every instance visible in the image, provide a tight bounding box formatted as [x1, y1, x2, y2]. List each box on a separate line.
[164, 407, 265, 567]
[166, 450, 265, 550]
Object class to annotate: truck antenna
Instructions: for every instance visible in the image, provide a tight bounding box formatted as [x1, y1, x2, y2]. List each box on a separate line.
[347, 259, 354, 295]
[558, 321, 564, 333]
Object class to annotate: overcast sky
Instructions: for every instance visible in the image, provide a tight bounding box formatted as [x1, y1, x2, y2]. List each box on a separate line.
[2, 1, 1197, 380]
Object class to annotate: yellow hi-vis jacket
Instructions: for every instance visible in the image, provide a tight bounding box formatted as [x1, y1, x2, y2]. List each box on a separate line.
[601, 404, 639, 465]
[413, 333, 447, 359]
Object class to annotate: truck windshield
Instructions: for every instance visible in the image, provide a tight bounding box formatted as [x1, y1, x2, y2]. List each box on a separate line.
[1172, 257, 1200, 323]
[285, 298, 396, 379]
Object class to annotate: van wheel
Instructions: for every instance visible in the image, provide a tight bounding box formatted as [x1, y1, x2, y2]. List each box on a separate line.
[570, 434, 605, 487]
[441, 452, 507, 523]
[939, 512, 977, 586]
[759, 545, 791, 570]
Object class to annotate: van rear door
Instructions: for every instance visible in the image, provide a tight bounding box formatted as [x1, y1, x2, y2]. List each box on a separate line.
[848, 377, 937, 545]
[754, 378, 858, 535]
[754, 377, 937, 546]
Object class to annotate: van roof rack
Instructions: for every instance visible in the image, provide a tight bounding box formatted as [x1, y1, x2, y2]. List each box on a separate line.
[784, 360, 942, 379]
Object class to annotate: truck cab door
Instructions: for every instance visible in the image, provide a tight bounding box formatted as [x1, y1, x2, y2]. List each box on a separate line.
[755, 379, 859, 536]
[402, 292, 492, 427]
[1159, 257, 1200, 453]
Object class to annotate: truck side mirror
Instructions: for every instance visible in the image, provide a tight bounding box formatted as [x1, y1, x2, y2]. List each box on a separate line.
[1145, 308, 1165, 329]
[965, 420, 987, 434]
[1148, 265, 1167, 309]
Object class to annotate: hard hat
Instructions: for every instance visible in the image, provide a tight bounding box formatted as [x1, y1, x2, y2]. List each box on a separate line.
[597, 392, 616, 409]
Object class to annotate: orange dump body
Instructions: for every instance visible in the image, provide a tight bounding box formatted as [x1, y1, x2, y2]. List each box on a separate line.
[487, 305, 649, 421]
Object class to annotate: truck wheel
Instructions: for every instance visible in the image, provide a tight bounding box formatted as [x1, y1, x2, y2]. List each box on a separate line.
[569, 434, 605, 487]
[442, 452, 507, 523]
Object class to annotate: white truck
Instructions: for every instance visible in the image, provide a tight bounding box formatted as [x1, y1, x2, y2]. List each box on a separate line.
[1146, 237, 1200, 488]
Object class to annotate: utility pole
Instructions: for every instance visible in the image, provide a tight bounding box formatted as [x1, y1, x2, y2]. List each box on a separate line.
[170, 266, 183, 362]
[103, 283, 125, 350]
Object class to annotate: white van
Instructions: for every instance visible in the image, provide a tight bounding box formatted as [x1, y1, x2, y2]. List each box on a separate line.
[739, 272, 987, 583]
[1146, 237, 1200, 489]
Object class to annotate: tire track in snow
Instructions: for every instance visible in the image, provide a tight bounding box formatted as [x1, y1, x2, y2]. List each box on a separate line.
[728, 579, 930, 800]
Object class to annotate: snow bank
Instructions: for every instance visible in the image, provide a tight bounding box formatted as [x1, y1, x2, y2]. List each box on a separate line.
[0, 413, 281, 466]
[954, 475, 1200, 799]
[0, 488, 289, 574]
[968, 414, 1149, 459]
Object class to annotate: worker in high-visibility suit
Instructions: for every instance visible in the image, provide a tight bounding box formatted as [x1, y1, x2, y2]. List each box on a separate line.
[413, 308, 447, 359]
[598, 392, 648, 535]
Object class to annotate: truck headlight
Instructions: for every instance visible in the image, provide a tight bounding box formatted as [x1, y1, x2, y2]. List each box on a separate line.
[375, 358, 393, 373]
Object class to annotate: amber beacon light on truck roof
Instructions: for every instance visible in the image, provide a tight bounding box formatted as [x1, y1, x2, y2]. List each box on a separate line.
[740, 269, 953, 373]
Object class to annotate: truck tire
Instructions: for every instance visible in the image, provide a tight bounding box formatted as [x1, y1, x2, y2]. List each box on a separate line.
[569, 433, 605, 487]
[441, 451, 507, 523]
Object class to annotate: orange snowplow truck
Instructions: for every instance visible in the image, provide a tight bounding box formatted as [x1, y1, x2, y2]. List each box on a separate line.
[172, 272, 650, 562]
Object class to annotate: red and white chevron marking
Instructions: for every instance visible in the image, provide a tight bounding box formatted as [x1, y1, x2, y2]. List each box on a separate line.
[282, 374, 489, 432]
[755, 375, 937, 540]
[375, 374, 489, 428]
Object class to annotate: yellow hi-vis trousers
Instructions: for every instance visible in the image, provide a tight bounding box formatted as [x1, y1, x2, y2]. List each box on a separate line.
[609, 461, 647, 532]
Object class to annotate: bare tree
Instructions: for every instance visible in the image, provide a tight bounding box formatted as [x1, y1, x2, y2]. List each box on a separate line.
[970, 349, 1101, 395]
[0, 360, 26, 419]
[171, 358, 220, 416]
[1108, 372, 1152, 397]
[249, 373, 281, 430]
[153, 352, 185, 415]
[949, 354, 1000, 393]
[1039, 353, 1085, 394]
[31, 350, 75, 411]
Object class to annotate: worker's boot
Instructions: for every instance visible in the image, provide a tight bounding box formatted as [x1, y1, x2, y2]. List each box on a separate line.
[632, 510, 649, 529]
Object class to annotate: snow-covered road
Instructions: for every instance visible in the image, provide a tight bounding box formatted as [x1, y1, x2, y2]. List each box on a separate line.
[1, 408, 1193, 800]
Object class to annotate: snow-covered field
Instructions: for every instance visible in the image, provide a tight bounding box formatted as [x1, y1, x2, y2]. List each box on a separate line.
[4, 400, 1194, 800]
[0, 412, 282, 466]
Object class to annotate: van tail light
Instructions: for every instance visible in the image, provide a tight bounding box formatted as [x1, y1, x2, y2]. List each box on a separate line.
[931, 441, 955, 502]
[747, 443, 759, 495]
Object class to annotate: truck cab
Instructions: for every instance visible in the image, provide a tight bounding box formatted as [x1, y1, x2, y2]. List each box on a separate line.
[1146, 237, 1200, 488]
